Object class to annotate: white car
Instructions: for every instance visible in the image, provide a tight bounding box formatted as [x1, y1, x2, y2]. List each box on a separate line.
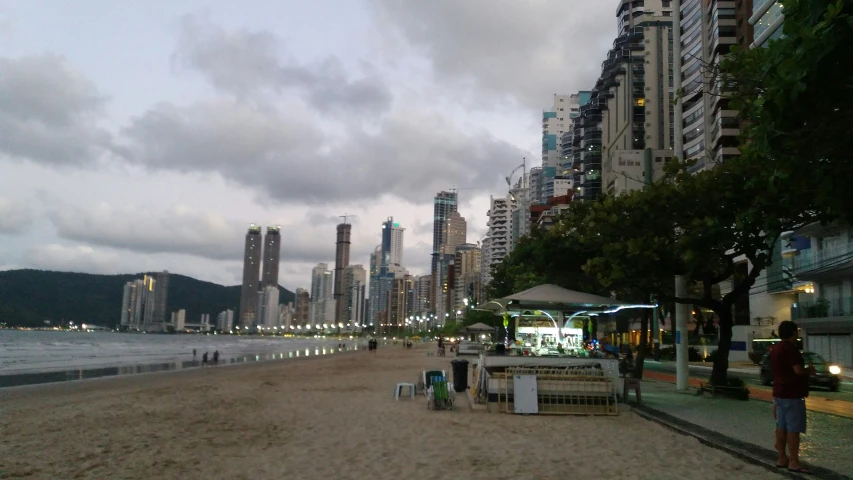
[456, 341, 485, 356]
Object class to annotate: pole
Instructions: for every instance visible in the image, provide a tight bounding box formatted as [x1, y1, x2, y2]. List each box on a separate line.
[675, 277, 690, 390]
[671, 0, 689, 391]
[651, 295, 661, 361]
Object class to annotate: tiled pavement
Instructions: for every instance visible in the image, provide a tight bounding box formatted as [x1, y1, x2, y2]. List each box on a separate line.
[633, 379, 853, 479]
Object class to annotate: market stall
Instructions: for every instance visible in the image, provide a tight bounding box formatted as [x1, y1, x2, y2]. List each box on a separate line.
[473, 284, 656, 414]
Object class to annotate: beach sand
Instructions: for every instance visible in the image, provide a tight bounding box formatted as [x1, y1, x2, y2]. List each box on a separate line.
[0, 343, 785, 480]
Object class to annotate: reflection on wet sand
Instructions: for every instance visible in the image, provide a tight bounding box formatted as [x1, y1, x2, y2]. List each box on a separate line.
[0, 345, 359, 389]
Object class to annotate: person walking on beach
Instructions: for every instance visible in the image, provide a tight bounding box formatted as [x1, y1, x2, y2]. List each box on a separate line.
[213, 350, 219, 366]
[770, 320, 815, 474]
[202, 351, 208, 368]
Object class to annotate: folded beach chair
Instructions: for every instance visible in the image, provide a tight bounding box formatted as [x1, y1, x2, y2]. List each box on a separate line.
[419, 369, 447, 395]
[427, 377, 453, 410]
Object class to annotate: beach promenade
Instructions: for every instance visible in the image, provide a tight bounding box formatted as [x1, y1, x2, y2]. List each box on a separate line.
[1, 344, 787, 480]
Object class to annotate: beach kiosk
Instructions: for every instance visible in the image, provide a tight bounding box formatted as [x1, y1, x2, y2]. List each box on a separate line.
[473, 284, 655, 415]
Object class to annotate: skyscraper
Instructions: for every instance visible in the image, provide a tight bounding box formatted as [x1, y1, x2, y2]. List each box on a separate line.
[443, 211, 467, 248]
[151, 270, 169, 330]
[430, 191, 457, 313]
[262, 226, 281, 288]
[295, 288, 310, 328]
[333, 223, 352, 325]
[368, 245, 381, 326]
[239, 225, 262, 327]
[343, 264, 367, 328]
[381, 217, 405, 268]
[309, 263, 334, 327]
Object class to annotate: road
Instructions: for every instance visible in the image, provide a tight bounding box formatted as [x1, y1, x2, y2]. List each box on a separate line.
[643, 360, 853, 403]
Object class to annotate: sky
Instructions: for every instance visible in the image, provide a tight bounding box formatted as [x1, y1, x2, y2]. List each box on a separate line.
[0, 0, 617, 292]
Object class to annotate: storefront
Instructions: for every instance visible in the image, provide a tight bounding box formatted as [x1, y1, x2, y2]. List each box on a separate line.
[514, 316, 585, 355]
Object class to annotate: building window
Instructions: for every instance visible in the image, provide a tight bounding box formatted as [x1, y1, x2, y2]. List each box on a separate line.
[662, 0, 671, 7]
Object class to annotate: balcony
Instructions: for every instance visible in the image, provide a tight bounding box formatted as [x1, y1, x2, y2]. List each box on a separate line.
[792, 242, 853, 280]
[791, 297, 853, 322]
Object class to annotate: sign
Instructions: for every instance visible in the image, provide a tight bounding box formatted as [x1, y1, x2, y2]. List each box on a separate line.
[676, 330, 681, 345]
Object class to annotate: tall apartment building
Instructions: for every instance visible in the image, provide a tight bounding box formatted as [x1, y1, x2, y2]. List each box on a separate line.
[443, 212, 467, 248]
[258, 284, 280, 328]
[508, 172, 529, 249]
[542, 94, 582, 203]
[382, 217, 405, 268]
[294, 288, 310, 328]
[414, 274, 432, 314]
[454, 244, 482, 311]
[385, 274, 413, 330]
[120, 272, 169, 332]
[430, 191, 458, 310]
[279, 302, 294, 330]
[262, 226, 281, 288]
[678, 0, 740, 172]
[333, 223, 352, 325]
[343, 264, 367, 328]
[434, 212, 467, 322]
[309, 263, 335, 327]
[171, 309, 186, 331]
[239, 225, 281, 328]
[239, 225, 263, 327]
[571, 1, 677, 201]
[368, 245, 381, 326]
[749, 0, 781, 48]
[484, 196, 511, 284]
[480, 236, 493, 288]
[216, 309, 235, 332]
[151, 270, 169, 330]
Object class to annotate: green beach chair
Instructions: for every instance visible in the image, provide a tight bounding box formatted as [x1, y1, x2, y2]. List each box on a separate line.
[419, 369, 447, 395]
[427, 376, 453, 410]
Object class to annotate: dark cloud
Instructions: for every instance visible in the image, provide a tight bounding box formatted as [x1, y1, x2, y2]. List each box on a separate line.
[0, 54, 117, 166]
[121, 99, 523, 204]
[368, 0, 615, 108]
[173, 15, 392, 116]
[44, 201, 344, 265]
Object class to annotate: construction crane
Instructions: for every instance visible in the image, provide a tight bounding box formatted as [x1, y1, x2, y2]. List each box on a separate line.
[339, 214, 358, 224]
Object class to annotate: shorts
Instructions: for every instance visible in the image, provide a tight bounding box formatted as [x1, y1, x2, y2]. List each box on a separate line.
[774, 397, 807, 434]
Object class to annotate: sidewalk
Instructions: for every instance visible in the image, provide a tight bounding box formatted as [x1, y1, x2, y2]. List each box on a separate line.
[644, 370, 853, 419]
[634, 380, 853, 479]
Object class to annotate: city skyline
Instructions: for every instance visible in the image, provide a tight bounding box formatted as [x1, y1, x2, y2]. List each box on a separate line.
[0, 1, 616, 292]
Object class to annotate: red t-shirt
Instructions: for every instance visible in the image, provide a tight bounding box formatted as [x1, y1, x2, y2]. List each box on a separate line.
[770, 341, 809, 399]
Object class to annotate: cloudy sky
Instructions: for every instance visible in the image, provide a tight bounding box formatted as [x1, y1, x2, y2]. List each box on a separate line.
[0, 0, 616, 291]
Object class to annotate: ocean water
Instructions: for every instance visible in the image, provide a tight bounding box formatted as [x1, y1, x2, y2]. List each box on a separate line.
[0, 330, 355, 388]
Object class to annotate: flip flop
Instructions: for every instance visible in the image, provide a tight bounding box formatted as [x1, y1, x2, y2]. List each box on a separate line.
[788, 467, 812, 474]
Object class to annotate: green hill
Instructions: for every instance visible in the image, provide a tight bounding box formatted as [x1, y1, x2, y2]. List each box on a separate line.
[0, 269, 295, 328]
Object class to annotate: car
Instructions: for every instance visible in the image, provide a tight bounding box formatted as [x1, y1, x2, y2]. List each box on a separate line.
[760, 350, 841, 392]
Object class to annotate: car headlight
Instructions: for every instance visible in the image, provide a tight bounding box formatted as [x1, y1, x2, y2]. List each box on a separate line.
[829, 365, 841, 375]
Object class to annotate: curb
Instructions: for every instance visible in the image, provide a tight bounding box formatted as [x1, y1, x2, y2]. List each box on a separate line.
[632, 404, 851, 480]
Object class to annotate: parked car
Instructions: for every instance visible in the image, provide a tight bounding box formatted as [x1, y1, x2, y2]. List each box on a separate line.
[760, 351, 841, 392]
[456, 341, 486, 356]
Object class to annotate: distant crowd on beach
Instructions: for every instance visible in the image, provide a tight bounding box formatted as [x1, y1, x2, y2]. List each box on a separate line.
[192, 348, 219, 367]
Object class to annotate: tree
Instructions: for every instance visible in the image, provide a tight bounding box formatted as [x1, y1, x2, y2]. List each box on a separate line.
[722, 0, 853, 223]
[487, 202, 607, 300]
[580, 159, 815, 384]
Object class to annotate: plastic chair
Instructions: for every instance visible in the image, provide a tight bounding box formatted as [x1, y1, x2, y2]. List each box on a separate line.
[394, 382, 416, 400]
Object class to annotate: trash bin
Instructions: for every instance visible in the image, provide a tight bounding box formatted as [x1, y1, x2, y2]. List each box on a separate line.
[450, 359, 469, 393]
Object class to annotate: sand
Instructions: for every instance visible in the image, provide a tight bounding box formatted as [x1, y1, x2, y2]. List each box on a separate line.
[0, 343, 785, 480]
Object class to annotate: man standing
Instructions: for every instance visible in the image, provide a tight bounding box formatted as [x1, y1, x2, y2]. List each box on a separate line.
[770, 320, 815, 473]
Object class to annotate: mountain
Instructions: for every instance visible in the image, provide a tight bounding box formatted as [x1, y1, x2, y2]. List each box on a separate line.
[0, 269, 295, 327]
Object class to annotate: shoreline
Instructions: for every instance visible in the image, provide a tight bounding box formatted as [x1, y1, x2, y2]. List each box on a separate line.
[0, 344, 786, 480]
[0, 345, 362, 391]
